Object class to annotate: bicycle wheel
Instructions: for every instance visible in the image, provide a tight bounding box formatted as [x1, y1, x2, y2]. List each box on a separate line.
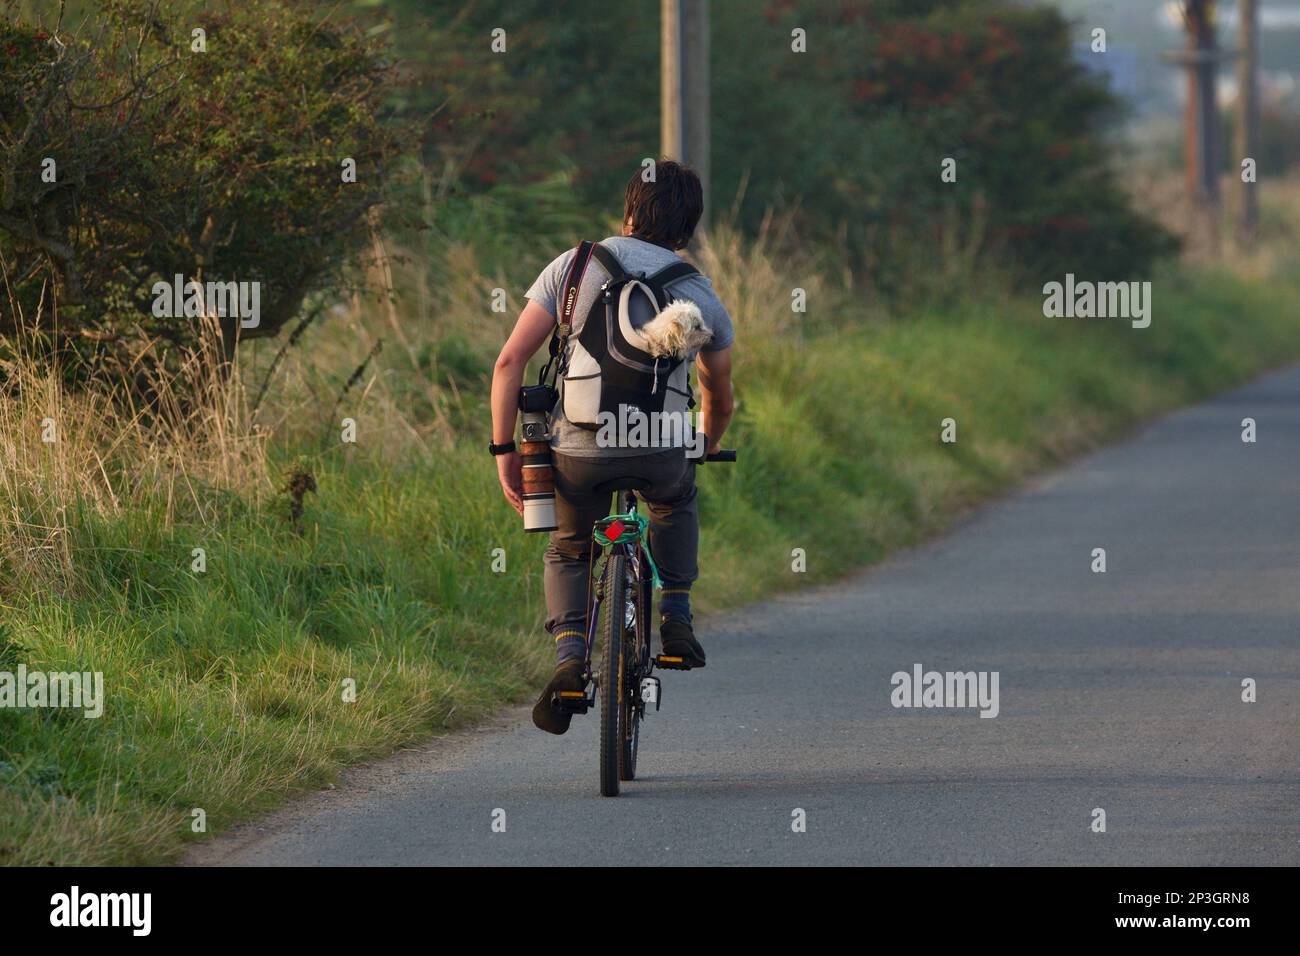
[598, 552, 626, 797]
[620, 564, 652, 780]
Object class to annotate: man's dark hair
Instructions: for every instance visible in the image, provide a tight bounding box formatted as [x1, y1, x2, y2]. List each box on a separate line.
[623, 160, 703, 250]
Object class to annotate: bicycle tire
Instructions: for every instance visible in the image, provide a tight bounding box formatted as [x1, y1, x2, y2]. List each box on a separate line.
[598, 552, 626, 797]
[619, 567, 649, 781]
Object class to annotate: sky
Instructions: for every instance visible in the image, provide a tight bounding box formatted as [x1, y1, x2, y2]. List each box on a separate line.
[1049, 0, 1300, 116]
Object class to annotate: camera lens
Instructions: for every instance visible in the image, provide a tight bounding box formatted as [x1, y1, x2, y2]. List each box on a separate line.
[521, 437, 558, 532]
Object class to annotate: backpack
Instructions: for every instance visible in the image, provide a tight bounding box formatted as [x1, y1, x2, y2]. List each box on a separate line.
[542, 240, 706, 432]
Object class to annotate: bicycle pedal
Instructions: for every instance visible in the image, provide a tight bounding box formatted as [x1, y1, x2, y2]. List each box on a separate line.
[552, 690, 592, 714]
[654, 655, 695, 671]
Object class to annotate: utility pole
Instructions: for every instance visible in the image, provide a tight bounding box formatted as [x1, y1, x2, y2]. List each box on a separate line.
[1235, 0, 1260, 244]
[1163, 1, 1225, 252]
[660, 0, 710, 232]
[1185, 0, 1220, 208]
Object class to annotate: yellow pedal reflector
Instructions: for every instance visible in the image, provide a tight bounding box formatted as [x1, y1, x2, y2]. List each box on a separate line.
[659, 656, 683, 662]
[557, 691, 586, 698]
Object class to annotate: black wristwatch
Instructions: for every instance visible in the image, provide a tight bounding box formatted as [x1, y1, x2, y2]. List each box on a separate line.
[488, 440, 517, 456]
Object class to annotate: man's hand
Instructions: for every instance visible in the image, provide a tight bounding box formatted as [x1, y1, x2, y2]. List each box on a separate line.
[497, 451, 523, 516]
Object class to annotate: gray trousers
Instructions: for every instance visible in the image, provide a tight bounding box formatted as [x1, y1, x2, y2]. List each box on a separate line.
[544, 449, 698, 640]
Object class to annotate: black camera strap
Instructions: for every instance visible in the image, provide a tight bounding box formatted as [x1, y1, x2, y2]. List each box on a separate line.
[541, 240, 597, 389]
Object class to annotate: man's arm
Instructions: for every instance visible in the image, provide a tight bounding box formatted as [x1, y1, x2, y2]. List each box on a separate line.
[491, 300, 557, 515]
[696, 346, 734, 454]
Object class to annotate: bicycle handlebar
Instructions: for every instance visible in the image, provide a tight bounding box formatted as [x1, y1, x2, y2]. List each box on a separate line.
[691, 435, 736, 464]
[698, 449, 736, 463]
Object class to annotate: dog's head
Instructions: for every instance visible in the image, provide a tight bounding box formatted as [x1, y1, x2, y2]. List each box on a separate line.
[639, 300, 713, 359]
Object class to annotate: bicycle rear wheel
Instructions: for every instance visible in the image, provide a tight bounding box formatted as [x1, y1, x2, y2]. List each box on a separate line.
[620, 566, 652, 780]
[598, 553, 626, 797]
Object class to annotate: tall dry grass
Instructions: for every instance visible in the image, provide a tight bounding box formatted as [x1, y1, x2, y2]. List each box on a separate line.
[694, 214, 823, 343]
[0, 288, 269, 598]
[1129, 167, 1300, 277]
[243, 208, 855, 468]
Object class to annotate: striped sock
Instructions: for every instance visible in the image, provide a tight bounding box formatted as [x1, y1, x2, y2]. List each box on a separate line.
[552, 627, 586, 665]
[659, 583, 692, 622]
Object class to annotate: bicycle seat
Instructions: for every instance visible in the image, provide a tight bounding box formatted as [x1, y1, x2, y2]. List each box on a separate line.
[592, 476, 652, 494]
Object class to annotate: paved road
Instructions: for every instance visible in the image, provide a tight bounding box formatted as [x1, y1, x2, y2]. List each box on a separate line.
[197, 366, 1300, 866]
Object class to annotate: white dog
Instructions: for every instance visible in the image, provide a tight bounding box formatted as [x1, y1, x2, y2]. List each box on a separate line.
[638, 300, 713, 359]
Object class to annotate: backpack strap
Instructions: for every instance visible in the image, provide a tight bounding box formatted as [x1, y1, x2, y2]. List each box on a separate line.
[642, 260, 699, 305]
[541, 240, 596, 387]
[591, 244, 694, 303]
[589, 243, 630, 291]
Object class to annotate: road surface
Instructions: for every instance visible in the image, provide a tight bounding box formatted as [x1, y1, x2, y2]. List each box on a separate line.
[194, 365, 1300, 866]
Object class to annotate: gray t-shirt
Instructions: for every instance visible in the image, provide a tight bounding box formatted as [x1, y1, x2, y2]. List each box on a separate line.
[525, 235, 734, 458]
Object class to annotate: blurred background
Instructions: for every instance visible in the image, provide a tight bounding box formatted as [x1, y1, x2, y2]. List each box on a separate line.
[1, 1, 1298, 865]
[5, 1, 1299, 431]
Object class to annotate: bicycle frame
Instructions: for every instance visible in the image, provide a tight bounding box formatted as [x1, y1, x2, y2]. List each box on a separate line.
[582, 490, 648, 682]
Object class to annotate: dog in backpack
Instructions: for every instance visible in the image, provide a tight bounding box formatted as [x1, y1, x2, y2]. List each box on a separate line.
[638, 300, 713, 359]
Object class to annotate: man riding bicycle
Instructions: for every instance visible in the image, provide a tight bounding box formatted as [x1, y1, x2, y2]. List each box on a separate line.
[489, 161, 735, 735]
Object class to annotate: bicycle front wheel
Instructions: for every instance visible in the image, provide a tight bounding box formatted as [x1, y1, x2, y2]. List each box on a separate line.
[598, 552, 626, 797]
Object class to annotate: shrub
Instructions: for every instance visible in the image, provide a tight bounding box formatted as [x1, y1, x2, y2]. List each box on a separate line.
[0, 0, 405, 375]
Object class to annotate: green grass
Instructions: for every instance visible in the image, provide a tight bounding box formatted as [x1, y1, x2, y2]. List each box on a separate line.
[2, 261, 1299, 864]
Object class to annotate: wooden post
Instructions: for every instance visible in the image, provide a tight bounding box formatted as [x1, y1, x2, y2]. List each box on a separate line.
[660, 0, 683, 163]
[661, 0, 710, 233]
[1185, 0, 1220, 207]
[1163, 1, 1225, 252]
[1235, 0, 1260, 243]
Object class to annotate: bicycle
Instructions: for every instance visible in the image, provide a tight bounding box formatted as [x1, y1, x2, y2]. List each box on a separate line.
[551, 448, 736, 797]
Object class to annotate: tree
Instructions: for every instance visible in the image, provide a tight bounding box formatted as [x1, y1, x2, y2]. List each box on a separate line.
[0, 0, 406, 374]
